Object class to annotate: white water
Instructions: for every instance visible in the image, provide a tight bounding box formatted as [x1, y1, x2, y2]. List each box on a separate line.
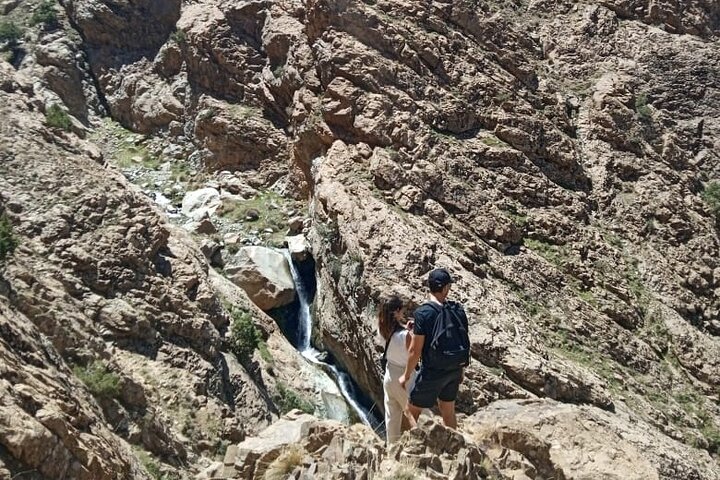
[282, 250, 376, 428]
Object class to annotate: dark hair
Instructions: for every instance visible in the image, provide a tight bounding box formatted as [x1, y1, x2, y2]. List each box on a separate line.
[377, 295, 404, 341]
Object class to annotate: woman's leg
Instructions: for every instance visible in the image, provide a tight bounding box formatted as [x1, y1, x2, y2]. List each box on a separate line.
[384, 380, 404, 444]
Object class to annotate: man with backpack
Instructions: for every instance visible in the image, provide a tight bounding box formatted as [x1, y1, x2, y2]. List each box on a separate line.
[399, 268, 470, 429]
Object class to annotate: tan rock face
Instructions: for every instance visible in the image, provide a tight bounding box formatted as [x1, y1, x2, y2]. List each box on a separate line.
[468, 399, 719, 480]
[0, 304, 146, 480]
[0, 64, 280, 478]
[4, 0, 720, 476]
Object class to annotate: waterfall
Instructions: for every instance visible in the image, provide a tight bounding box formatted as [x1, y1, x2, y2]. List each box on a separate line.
[282, 250, 378, 430]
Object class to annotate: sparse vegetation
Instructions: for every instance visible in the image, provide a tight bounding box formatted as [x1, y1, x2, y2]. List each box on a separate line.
[0, 21, 22, 46]
[480, 135, 506, 147]
[0, 214, 18, 262]
[273, 381, 314, 415]
[30, 1, 60, 29]
[701, 181, 720, 217]
[169, 29, 186, 44]
[384, 464, 419, 480]
[133, 447, 177, 480]
[264, 445, 306, 480]
[524, 238, 568, 266]
[216, 191, 290, 246]
[258, 340, 273, 365]
[493, 92, 512, 104]
[92, 120, 160, 170]
[635, 92, 652, 121]
[45, 104, 72, 131]
[229, 103, 262, 120]
[169, 161, 191, 183]
[229, 307, 261, 362]
[504, 208, 528, 227]
[74, 361, 121, 399]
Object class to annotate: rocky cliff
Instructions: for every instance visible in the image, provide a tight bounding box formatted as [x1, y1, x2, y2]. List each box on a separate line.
[0, 0, 718, 478]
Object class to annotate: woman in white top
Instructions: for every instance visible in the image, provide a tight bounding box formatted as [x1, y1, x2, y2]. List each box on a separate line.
[378, 295, 416, 445]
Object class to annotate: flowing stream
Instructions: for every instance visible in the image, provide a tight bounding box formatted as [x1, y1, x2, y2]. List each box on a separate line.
[282, 251, 380, 431]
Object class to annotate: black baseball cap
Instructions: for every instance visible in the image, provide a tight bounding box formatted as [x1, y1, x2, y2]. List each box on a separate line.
[428, 268, 454, 290]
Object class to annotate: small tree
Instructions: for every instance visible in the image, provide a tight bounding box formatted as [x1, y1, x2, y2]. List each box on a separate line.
[30, 1, 60, 30]
[45, 104, 72, 131]
[0, 21, 22, 46]
[74, 361, 121, 399]
[229, 308, 260, 362]
[701, 181, 720, 218]
[0, 214, 18, 262]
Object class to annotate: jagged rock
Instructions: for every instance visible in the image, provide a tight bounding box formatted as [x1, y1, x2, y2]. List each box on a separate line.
[285, 234, 309, 262]
[287, 216, 305, 235]
[383, 418, 498, 480]
[225, 247, 296, 311]
[219, 411, 383, 480]
[200, 239, 223, 268]
[467, 399, 719, 480]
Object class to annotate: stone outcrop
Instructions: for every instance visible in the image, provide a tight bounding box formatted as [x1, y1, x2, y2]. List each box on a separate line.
[225, 246, 296, 311]
[200, 410, 384, 480]
[468, 399, 720, 480]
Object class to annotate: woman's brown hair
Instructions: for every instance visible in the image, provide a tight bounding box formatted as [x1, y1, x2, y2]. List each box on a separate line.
[378, 295, 405, 341]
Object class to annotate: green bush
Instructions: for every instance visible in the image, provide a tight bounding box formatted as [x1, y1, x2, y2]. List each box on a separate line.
[169, 29, 186, 44]
[30, 1, 59, 29]
[45, 104, 72, 130]
[73, 361, 121, 399]
[701, 181, 720, 217]
[273, 381, 313, 414]
[0, 214, 18, 262]
[229, 308, 261, 362]
[635, 92, 652, 121]
[0, 21, 22, 45]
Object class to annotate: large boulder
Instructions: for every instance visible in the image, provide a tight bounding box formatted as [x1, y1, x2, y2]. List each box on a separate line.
[225, 247, 296, 310]
[181, 187, 221, 221]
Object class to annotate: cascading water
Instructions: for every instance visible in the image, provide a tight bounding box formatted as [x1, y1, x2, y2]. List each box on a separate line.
[282, 250, 380, 431]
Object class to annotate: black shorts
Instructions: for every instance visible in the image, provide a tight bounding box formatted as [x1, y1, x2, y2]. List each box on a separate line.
[409, 367, 463, 409]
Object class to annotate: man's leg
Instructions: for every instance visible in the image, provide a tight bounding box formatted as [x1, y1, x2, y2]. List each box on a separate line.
[436, 369, 463, 429]
[437, 399, 457, 429]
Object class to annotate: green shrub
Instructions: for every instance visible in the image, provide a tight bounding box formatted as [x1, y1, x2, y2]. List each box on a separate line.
[73, 361, 121, 399]
[703, 425, 720, 454]
[169, 29, 186, 44]
[0, 21, 22, 45]
[0, 214, 18, 262]
[701, 181, 720, 217]
[30, 1, 59, 29]
[229, 308, 260, 362]
[635, 92, 652, 121]
[45, 104, 72, 131]
[273, 381, 314, 414]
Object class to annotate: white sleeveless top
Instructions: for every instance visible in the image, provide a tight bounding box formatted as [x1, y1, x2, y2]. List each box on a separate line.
[386, 330, 409, 368]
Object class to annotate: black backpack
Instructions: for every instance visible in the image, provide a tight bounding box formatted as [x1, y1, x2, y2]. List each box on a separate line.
[424, 301, 470, 370]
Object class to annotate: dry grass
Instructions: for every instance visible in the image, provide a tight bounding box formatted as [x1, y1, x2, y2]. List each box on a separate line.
[263, 445, 306, 480]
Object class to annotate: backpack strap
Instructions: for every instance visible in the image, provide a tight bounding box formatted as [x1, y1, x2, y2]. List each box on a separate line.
[423, 302, 453, 349]
[381, 326, 400, 368]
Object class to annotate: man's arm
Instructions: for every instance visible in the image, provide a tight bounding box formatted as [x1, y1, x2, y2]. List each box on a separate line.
[399, 334, 424, 389]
